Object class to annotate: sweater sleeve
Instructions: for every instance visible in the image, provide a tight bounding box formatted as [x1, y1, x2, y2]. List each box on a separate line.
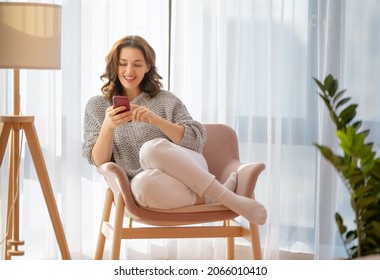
[167, 93, 206, 153]
[82, 96, 110, 165]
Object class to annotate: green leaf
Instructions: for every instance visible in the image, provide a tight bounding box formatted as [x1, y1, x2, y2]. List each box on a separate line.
[324, 74, 333, 85]
[363, 225, 380, 242]
[359, 147, 375, 164]
[371, 222, 380, 238]
[361, 209, 379, 220]
[360, 129, 370, 138]
[352, 131, 370, 153]
[348, 174, 365, 186]
[362, 160, 375, 175]
[318, 93, 331, 108]
[337, 130, 353, 155]
[335, 213, 347, 234]
[345, 230, 357, 245]
[333, 89, 347, 104]
[354, 184, 374, 198]
[324, 75, 334, 93]
[370, 168, 380, 180]
[352, 121, 362, 130]
[335, 97, 351, 110]
[315, 144, 346, 172]
[356, 196, 378, 209]
[313, 77, 326, 91]
[348, 246, 358, 258]
[339, 104, 358, 124]
[315, 144, 333, 158]
[362, 236, 379, 247]
[328, 79, 338, 96]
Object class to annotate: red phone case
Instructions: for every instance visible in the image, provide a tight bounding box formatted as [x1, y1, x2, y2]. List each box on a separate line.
[112, 96, 130, 112]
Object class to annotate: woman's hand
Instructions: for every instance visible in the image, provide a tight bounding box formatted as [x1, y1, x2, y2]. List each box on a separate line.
[103, 105, 133, 129]
[131, 104, 159, 124]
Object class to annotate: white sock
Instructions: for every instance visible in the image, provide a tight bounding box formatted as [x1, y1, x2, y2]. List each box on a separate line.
[205, 172, 237, 203]
[224, 172, 238, 192]
[204, 173, 267, 225]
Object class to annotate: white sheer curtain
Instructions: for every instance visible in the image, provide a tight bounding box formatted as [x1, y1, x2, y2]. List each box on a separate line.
[170, 0, 380, 260]
[1, 0, 379, 260]
[0, 0, 169, 259]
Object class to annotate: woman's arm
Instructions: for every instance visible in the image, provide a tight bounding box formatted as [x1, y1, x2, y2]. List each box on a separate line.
[82, 95, 134, 166]
[91, 105, 134, 165]
[150, 116, 185, 144]
[131, 104, 185, 144]
[90, 120, 114, 166]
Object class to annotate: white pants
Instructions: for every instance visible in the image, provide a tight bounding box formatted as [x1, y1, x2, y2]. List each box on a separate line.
[130, 138, 215, 209]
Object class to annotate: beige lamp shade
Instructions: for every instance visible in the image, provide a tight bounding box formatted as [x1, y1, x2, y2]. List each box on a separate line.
[0, 2, 61, 69]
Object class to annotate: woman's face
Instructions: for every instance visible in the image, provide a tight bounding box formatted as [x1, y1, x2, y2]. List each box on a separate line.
[117, 47, 150, 97]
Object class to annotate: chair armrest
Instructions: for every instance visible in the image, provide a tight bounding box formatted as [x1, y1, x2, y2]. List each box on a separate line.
[97, 162, 139, 216]
[218, 161, 265, 198]
[236, 163, 265, 197]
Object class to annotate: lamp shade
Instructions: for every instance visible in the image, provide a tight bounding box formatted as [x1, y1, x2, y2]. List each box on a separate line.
[0, 2, 61, 69]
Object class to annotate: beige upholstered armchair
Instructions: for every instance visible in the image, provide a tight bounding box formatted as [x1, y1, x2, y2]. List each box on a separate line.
[95, 124, 266, 260]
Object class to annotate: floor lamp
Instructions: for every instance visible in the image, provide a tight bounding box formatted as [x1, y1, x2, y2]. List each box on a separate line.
[0, 3, 70, 260]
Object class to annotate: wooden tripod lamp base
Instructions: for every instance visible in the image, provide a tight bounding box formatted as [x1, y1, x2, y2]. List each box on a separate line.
[0, 116, 71, 260]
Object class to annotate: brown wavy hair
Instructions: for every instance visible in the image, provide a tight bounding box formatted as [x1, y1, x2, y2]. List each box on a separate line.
[100, 35, 163, 100]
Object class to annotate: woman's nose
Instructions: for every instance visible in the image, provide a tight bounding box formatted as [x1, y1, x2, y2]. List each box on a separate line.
[125, 64, 133, 74]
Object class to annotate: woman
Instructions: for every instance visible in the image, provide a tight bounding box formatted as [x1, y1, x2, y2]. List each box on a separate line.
[82, 35, 266, 224]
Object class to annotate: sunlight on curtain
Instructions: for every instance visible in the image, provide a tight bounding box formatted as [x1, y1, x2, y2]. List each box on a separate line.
[171, 0, 380, 260]
[171, 0, 315, 259]
[0, 0, 169, 259]
[315, 0, 380, 259]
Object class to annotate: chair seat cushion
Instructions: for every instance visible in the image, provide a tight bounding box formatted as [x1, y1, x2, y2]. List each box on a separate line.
[126, 201, 240, 226]
[144, 203, 229, 214]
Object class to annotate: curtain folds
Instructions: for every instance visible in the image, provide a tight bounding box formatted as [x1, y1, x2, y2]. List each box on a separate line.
[1, 0, 379, 260]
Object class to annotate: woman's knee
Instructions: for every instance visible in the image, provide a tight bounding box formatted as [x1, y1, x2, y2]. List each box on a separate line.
[130, 170, 159, 207]
[131, 169, 198, 209]
[139, 138, 171, 169]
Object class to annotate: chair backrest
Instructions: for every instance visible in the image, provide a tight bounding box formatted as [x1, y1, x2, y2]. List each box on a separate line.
[203, 124, 240, 181]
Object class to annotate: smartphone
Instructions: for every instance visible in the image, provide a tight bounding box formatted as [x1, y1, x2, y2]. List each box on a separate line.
[112, 96, 130, 113]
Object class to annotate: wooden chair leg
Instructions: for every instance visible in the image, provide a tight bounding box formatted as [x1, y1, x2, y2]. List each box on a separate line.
[227, 237, 235, 260]
[110, 192, 124, 260]
[249, 223, 262, 259]
[95, 188, 114, 260]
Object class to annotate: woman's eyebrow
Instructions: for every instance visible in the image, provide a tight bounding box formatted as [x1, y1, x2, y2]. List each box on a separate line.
[119, 58, 144, 62]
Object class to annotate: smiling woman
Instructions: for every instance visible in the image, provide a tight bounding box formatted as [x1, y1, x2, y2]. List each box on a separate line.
[82, 34, 267, 225]
[101, 36, 162, 101]
[117, 47, 151, 98]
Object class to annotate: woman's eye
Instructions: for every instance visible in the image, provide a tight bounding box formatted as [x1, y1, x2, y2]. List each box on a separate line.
[119, 63, 142, 67]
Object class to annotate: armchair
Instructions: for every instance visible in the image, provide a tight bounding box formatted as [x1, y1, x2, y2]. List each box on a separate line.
[95, 124, 266, 260]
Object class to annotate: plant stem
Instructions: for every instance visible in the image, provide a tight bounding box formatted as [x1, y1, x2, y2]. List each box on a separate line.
[353, 195, 362, 257]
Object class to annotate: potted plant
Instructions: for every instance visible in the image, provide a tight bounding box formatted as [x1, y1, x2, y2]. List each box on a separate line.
[313, 74, 380, 259]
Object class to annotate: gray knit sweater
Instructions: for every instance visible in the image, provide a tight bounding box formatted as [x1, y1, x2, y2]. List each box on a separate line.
[82, 90, 207, 180]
